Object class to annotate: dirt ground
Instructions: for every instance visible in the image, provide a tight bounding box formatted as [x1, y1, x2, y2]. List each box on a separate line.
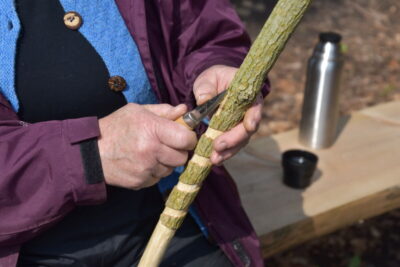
[231, 0, 400, 266]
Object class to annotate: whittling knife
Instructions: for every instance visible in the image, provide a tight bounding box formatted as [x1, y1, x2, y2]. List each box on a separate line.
[175, 90, 227, 129]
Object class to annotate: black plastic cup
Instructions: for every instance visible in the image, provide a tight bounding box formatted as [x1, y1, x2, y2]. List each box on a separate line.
[282, 149, 318, 189]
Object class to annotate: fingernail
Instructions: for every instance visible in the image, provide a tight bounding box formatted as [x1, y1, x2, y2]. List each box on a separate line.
[177, 104, 187, 112]
[198, 94, 208, 100]
[198, 94, 211, 104]
[211, 153, 222, 164]
[216, 141, 227, 151]
[211, 153, 217, 161]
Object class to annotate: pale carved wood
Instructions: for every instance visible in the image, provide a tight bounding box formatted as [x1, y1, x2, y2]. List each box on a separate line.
[138, 1, 313, 266]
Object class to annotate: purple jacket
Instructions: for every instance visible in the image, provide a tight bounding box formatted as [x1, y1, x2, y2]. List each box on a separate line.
[0, 0, 270, 266]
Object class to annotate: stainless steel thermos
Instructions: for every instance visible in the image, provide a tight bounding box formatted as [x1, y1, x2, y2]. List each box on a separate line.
[299, 32, 344, 149]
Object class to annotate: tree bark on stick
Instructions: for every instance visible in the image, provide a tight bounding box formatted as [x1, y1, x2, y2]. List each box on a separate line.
[138, 0, 312, 266]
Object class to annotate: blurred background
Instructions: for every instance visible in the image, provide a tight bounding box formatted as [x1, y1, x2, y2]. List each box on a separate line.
[230, 0, 400, 266]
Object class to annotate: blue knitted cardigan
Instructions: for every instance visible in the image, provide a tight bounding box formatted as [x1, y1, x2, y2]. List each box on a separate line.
[0, 0, 208, 236]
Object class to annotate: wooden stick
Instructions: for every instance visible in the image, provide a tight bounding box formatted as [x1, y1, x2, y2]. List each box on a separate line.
[138, 1, 312, 266]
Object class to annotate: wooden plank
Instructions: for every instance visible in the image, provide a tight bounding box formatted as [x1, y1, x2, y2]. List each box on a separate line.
[360, 101, 400, 125]
[261, 186, 400, 258]
[224, 101, 400, 257]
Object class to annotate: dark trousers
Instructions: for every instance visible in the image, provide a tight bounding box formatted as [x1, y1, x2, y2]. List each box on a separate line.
[18, 215, 233, 267]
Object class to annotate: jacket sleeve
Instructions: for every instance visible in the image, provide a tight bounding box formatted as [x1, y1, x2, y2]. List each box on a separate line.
[0, 97, 106, 249]
[157, 0, 271, 104]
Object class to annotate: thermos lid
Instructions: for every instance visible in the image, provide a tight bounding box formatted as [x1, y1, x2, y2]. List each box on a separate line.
[319, 32, 342, 43]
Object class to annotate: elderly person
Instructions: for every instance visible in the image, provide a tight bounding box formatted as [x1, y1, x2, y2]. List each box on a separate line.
[0, 0, 269, 266]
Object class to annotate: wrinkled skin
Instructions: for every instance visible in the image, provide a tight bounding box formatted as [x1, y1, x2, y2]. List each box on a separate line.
[98, 65, 263, 189]
[98, 103, 197, 189]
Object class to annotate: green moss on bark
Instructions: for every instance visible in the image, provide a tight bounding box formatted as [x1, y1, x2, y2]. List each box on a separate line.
[180, 162, 213, 185]
[160, 214, 185, 230]
[166, 187, 198, 211]
[194, 135, 214, 158]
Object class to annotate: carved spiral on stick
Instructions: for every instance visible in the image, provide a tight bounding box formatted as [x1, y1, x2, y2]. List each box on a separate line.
[138, 0, 313, 266]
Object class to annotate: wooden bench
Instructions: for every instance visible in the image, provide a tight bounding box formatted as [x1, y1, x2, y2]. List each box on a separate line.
[225, 101, 400, 258]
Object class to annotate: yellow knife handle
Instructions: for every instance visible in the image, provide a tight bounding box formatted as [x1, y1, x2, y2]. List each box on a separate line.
[174, 116, 193, 130]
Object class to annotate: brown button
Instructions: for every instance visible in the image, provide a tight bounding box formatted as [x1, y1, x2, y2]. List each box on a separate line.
[63, 11, 83, 30]
[108, 76, 127, 92]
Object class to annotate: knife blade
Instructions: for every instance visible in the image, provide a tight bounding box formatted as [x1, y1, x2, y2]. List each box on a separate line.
[175, 90, 227, 129]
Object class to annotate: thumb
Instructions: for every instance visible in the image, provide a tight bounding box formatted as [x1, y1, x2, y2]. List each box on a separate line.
[144, 104, 187, 120]
[193, 79, 218, 105]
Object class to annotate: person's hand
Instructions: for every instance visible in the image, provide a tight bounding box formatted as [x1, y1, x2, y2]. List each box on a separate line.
[98, 103, 197, 190]
[193, 65, 263, 165]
